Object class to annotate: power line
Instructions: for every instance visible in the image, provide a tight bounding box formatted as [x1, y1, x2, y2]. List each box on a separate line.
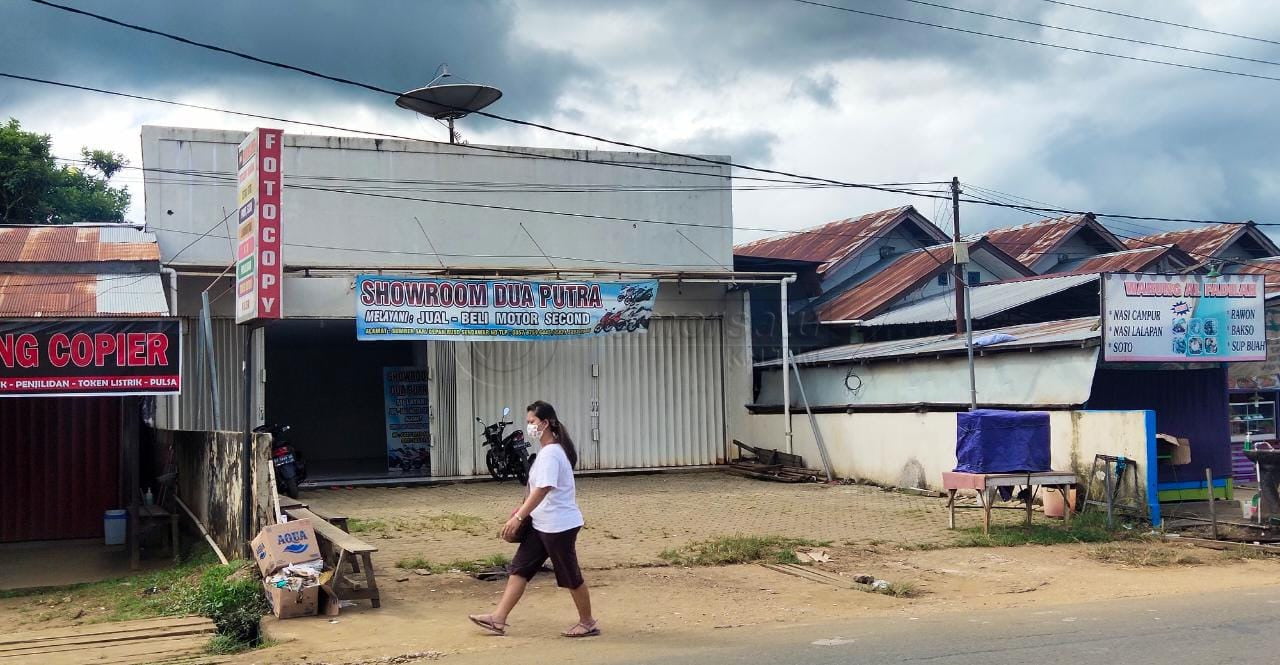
[25, 0, 957, 198]
[895, 0, 1280, 68]
[1, 72, 941, 193]
[1036, 0, 1280, 48]
[10, 69, 1274, 229]
[792, 0, 1280, 84]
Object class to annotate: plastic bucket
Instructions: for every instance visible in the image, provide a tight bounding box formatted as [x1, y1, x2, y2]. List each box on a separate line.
[104, 509, 127, 546]
[1044, 488, 1076, 518]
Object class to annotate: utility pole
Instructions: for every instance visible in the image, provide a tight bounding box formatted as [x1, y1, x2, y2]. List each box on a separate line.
[952, 176, 978, 411]
[951, 177, 965, 335]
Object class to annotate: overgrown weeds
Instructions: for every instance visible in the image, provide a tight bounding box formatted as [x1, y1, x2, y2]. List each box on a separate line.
[953, 513, 1120, 548]
[874, 581, 920, 598]
[394, 553, 511, 574]
[659, 535, 826, 566]
[1088, 544, 1202, 567]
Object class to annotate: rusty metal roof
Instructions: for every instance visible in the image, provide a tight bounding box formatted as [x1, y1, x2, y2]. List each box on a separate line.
[974, 214, 1126, 270]
[816, 244, 954, 321]
[0, 226, 159, 264]
[758, 316, 1101, 367]
[733, 206, 948, 275]
[1229, 256, 1280, 292]
[815, 238, 1033, 322]
[1123, 223, 1280, 266]
[0, 273, 168, 317]
[1067, 245, 1193, 273]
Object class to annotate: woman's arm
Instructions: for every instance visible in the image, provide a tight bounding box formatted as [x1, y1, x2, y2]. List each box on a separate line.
[501, 486, 551, 540]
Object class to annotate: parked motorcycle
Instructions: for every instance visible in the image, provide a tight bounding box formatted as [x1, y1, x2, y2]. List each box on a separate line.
[477, 407, 531, 485]
[253, 423, 307, 499]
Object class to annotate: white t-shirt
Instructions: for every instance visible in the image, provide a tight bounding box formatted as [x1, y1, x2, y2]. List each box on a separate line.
[528, 443, 584, 534]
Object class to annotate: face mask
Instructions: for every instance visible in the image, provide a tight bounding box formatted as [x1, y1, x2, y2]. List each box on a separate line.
[526, 423, 541, 441]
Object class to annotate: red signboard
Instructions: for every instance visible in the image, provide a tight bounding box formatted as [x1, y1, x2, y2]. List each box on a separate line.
[0, 319, 181, 396]
[236, 128, 284, 323]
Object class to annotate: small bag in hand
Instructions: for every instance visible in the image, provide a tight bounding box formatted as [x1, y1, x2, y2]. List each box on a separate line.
[502, 510, 533, 544]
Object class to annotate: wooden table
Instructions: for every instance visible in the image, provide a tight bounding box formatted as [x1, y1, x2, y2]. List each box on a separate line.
[943, 471, 1078, 535]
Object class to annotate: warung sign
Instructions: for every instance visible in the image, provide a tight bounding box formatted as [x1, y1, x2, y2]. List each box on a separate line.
[1102, 273, 1265, 363]
[355, 276, 658, 341]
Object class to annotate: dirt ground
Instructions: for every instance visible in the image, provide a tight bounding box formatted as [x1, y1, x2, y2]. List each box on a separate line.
[300, 472, 1007, 569]
[234, 541, 1280, 665]
[215, 473, 1280, 665]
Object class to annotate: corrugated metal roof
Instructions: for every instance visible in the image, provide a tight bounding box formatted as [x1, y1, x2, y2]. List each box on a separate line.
[1122, 223, 1280, 263]
[733, 206, 948, 275]
[860, 273, 1099, 326]
[0, 226, 159, 263]
[758, 317, 1101, 367]
[815, 238, 1033, 322]
[817, 244, 953, 321]
[1067, 246, 1185, 273]
[0, 273, 168, 317]
[975, 214, 1125, 269]
[1230, 256, 1280, 292]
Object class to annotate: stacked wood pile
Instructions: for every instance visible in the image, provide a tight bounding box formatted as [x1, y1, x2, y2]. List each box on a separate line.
[727, 440, 824, 483]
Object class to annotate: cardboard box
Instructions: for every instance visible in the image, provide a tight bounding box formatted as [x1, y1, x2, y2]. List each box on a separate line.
[263, 580, 319, 619]
[251, 519, 322, 576]
[1156, 434, 1192, 466]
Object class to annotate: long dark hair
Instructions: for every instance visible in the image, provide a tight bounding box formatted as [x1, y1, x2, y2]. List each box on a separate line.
[527, 400, 577, 468]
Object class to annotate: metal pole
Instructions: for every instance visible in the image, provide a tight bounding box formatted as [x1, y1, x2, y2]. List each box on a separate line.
[1206, 468, 1219, 540]
[781, 275, 796, 454]
[789, 350, 834, 482]
[240, 325, 254, 554]
[201, 291, 223, 429]
[964, 272, 977, 411]
[951, 177, 965, 335]
[448, 118, 456, 144]
[953, 177, 977, 411]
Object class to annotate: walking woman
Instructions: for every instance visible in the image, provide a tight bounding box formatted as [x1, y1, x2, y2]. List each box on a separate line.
[469, 400, 599, 638]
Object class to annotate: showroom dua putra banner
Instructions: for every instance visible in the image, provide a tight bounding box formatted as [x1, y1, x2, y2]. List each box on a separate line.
[355, 276, 659, 341]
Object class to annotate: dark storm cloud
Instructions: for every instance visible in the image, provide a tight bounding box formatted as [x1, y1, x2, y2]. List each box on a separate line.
[0, 0, 590, 124]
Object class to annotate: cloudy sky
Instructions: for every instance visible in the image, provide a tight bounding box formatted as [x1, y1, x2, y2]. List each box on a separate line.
[3, 0, 1279, 245]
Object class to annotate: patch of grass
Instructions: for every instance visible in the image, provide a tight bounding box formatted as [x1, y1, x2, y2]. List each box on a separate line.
[424, 512, 488, 535]
[396, 556, 433, 571]
[875, 581, 920, 598]
[1088, 544, 1202, 567]
[395, 553, 511, 574]
[900, 542, 946, 552]
[659, 535, 823, 567]
[1218, 546, 1272, 562]
[347, 518, 388, 534]
[953, 513, 1118, 548]
[173, 561, 270, 650]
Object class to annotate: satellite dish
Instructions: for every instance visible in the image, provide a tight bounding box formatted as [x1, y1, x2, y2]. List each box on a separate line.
[396, 64, 503, 143]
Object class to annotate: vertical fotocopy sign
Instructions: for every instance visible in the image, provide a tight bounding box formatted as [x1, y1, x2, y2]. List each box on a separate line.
[236, 128, 284, 324]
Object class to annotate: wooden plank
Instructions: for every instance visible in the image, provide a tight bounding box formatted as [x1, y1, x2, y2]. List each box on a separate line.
[287, 508, 377, 554]
[0, 616, 212, 646]
[0, 622, 214, 653]
[3, 633, 211, 662]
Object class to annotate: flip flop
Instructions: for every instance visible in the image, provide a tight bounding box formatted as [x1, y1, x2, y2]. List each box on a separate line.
[468, 614, 508, 636]
[562, 620, 601, 638]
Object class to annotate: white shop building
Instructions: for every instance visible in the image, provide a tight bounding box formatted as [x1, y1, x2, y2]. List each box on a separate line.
[143, 126, 763, 483]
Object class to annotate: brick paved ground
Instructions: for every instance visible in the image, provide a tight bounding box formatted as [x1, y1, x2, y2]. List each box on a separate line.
[302, 472, 1049, 570]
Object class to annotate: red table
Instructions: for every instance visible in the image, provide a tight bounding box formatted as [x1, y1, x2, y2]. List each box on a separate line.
[943, 471, 1078, 534]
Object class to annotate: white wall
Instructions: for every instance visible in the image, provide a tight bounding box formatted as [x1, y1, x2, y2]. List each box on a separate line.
[1033, 233, 1107, 274]
[142, 126, 732, 272]
[744, 409, 1152, 498]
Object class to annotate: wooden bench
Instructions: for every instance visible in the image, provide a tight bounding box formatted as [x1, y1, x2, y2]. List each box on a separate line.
[284, 506, 380, 609]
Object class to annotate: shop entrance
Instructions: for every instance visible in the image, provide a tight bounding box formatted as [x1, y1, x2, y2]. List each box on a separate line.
[265, 320, 424, 482]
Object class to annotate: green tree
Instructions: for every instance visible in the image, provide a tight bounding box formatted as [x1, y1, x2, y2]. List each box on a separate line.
[0, 118, 132, 224]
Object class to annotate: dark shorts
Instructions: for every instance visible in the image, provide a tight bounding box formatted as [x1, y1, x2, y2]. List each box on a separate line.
[509, 526, 584, 589]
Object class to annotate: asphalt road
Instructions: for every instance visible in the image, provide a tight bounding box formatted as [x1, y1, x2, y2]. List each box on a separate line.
[622, 587, 1280, 665]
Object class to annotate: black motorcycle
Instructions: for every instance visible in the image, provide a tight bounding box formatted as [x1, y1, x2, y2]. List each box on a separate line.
[477, 407, 531, 485]
[254, 423, 307, 499]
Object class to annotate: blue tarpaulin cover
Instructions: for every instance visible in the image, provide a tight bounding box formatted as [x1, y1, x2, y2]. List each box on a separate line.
[955, 409, 1051, 473]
